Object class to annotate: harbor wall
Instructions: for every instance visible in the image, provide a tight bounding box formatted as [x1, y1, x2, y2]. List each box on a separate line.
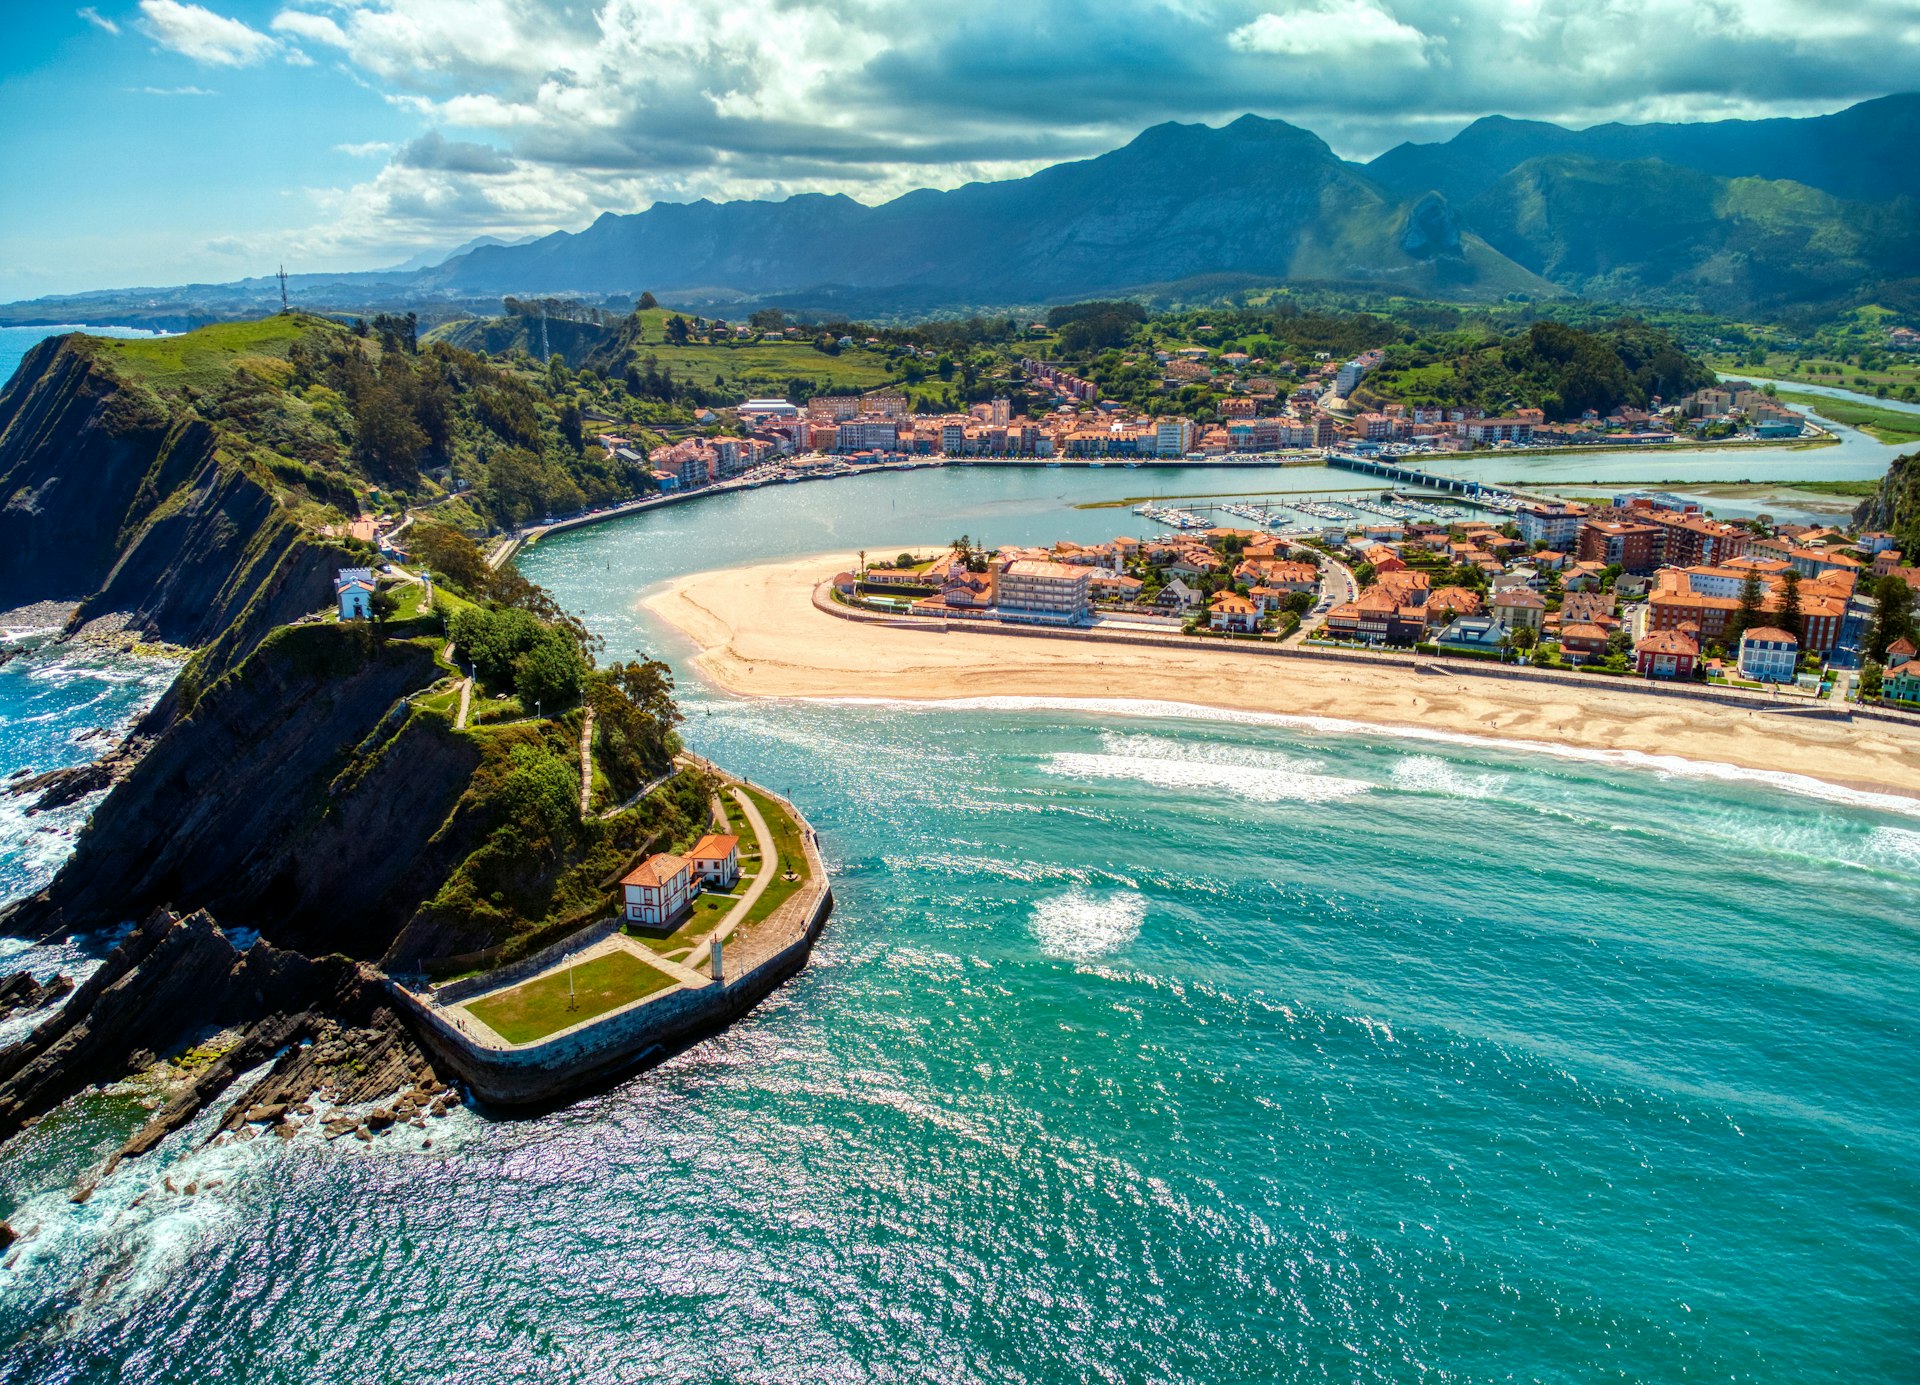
[389, 785, 834, 1108]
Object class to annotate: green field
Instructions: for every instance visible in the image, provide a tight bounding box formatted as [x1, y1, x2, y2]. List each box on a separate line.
[739, 788, 809, 928]
[463, 949, 677, 1044]
[1711, 353, 1920, 397]
[89, 315, 325, 392]
[1775, 391, 1920, 444]
[638, 340, 899, 394]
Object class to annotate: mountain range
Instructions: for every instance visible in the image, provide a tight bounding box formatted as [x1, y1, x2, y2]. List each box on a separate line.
[4, 95, 1916, 328]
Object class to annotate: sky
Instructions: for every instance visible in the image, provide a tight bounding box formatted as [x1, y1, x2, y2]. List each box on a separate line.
[2, 0, 1917, 299]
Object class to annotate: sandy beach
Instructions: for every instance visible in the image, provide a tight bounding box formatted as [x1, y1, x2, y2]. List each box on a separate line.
[646, 552, 1920, 801]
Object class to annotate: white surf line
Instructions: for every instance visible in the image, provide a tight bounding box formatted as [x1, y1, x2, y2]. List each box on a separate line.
[808, 693, 1920, 819]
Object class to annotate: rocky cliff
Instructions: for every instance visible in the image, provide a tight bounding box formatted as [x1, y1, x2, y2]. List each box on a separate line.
[1, 622, 481, 958]
[1857, 451, 1920, 549]
[0, 335, 360, 703]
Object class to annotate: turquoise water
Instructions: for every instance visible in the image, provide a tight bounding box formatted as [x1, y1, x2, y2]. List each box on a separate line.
[1, 408, 1917, 1381]
[0, 325, 162, 390]
[0, 628, 175, 912]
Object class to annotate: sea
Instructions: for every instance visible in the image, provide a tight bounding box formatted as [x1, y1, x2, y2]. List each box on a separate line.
[0, 336, 1916, 1382]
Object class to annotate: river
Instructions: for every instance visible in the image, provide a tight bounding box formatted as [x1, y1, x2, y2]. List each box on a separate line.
[0, 340, 1916, 1383]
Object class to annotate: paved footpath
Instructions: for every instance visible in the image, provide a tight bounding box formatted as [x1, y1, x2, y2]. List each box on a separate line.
[686, 787, 779, 974]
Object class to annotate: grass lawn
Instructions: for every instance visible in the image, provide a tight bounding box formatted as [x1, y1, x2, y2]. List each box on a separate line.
[463, 949, 677, 1044]
[1775, 391, 1920, 445]
[90, 315, 326, 393]
[739, 788, 809, 928]
[413, 683, 463, 718]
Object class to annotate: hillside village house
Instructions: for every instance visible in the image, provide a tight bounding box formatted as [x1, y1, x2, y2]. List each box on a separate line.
[622, 853, 692, 927]
[686, 834, 741, 889]
[334, 568, 375, 620]
[1737, 627, 1800, 683]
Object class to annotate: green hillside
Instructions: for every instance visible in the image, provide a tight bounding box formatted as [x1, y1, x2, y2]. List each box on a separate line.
[1468, 157, 1920, 317]
[91, 312, 645, 531]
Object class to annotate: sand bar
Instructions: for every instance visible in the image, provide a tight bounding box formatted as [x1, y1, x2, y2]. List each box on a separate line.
[646, 553, 1920, 802]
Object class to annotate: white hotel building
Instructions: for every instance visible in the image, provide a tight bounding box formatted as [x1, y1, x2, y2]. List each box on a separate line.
[996, 560, 1093, 626]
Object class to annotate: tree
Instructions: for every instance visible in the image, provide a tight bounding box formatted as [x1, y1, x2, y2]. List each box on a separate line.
[1730, 567, 1765, 643]
[1777, 568, 1803, 642]
[369, 586, 401, 634]
[354, 384, 427, 485]
[665, 315, 692, 345]
[1867, 574, 1918, 661]
[1860, 660, 1885, 700]
[513, 629, 588, 714]
[411, 522, 490, 596]
[1510, 624, 1538, 652]
[590, 658, 682, 798]
[636, 292, 658, 311]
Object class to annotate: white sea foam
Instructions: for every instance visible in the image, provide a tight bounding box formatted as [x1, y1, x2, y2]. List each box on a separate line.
[1863, 825, 1920, 871]
[1031, 887, 1146, 961]
[818, 694, 1920, 820]
[1044, 732, 1371, 805]
[1388, 754, 1507, 800]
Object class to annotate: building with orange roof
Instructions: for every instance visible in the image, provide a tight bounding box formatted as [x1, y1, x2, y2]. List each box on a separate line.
[1425, 586, 1482, 620]
[1209, 592, 1261, 633]
[1559, 621, 1613, 664]
[1737, 626, 1800, 683]
[621, 853, 691, 927]
[1635, 627, 1699, 679]
[686, 834, 741, 888]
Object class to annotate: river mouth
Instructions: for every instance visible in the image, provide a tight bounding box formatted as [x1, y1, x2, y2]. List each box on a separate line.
[2, 419, 1916, 1384]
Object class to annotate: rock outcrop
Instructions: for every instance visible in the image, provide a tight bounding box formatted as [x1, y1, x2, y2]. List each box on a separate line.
[0, 336, 362, 713]
[0, 908, 316, 1141]
[0, 623, 480, 958]
[0, 970, 72, 1022]
[0, 906, 446, 1182]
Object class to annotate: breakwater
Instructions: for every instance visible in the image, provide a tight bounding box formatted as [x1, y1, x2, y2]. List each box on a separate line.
[390, 785, 833, 1107]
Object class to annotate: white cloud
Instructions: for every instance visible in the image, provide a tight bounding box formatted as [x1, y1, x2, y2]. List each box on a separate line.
[138, 0, 278, 66]
[78, 6, 120, 35]
[136, 84, 217, 95]
[1230, 1, 1431, 61]
[270, 9, 346, 47]
[334, 140, 393, 157]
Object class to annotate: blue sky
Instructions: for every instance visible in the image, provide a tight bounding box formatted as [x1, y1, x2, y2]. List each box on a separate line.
[3, 0, 1916, 299]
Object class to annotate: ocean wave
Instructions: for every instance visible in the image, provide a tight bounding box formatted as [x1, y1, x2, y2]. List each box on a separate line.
[1044, 732, 1371, 805]
[1030, 886, 1146, 962]
[818, 694, 1920, 820]
[1388, 754, 1507, 800]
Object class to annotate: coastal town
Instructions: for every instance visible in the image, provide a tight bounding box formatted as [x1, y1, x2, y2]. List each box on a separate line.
[624, 349, 1816, 489]
[826, 490, 1920, 707]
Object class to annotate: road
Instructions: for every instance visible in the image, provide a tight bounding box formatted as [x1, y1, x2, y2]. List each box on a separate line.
[1294, 547, 1358, 641]
[684, 787, 779, 978]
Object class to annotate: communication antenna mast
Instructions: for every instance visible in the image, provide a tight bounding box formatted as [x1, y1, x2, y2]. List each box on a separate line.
[277, 264, 289, 313]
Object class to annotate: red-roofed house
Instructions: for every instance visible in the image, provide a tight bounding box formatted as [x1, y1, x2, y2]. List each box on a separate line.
[686, 834, 740, 888]
[1636, 627, 1699, 679]
[1210, 592, 1261, 633]
[622, 853, 691, 926]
